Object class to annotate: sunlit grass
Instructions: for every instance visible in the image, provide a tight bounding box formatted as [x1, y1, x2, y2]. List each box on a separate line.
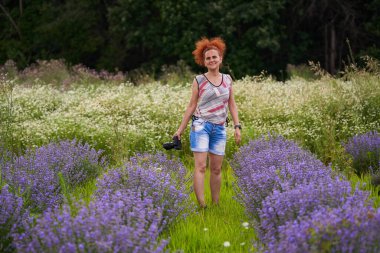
[162, 162, 257, 252]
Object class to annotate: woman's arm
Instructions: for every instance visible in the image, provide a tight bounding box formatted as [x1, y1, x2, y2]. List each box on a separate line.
[174, 79, 199, 139]
[228, 86, 241, 145]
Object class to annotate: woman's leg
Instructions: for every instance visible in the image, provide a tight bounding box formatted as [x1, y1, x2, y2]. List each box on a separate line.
[193, 152, 208, 207]
[209, 153, 224, 204]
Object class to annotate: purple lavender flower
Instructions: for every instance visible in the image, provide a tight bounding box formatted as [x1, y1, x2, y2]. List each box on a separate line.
[344, 131, 380, 175]
[267, 203, 380, 253]
[233, 134, 380, 252]
[231, 134, 331, 221]
[1, 185, 29, 253]
[259, 177, 369, 245]
[96, 152, 193, 229]
[2, 139, 106, 212]
[14, 190, 168, 253]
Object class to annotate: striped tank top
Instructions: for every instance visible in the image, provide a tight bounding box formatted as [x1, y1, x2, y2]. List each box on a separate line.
[194, 73, 232, 125]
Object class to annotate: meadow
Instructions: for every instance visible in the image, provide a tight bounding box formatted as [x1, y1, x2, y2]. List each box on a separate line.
[1, 59, 380, 252]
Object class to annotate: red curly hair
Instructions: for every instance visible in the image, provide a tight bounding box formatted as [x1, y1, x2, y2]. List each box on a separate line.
[192, 37, 226, 66]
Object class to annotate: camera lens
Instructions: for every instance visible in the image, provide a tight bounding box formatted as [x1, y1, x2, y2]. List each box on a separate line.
[163, 142, 175, 150]
[162, 136, 181, 150]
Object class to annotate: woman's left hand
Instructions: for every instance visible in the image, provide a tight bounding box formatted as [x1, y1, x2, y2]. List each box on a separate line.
[234, 128, 241, 145]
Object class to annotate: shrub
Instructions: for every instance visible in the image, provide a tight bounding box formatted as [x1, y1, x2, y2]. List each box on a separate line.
[343, 131, 380, 175]
[14, 190, 168, 253]
[259, 177, 369, 245]
[96, 152, 193, 229]
[266, 203, 380, 253]
[231, 134, 331, 221]
[18, 59, 72, 87]
[2, 140, 106, 212]
[0, 185, 28, 253]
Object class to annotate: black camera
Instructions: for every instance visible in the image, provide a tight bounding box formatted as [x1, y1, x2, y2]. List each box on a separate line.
[163, 135, 182, 150]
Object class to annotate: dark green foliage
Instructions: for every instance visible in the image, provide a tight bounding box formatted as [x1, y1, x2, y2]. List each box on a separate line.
[0, 0, 106, 68]
[0, 0, 379, 78]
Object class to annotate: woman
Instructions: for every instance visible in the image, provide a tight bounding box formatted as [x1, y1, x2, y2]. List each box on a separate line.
[174, 37, 241, 208]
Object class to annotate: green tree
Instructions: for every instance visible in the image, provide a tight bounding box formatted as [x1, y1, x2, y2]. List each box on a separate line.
[0, 0, 379, 77]
[220, 0, 287, 78]
[0, 0, 107, 68]
[280, 0, 380, 74]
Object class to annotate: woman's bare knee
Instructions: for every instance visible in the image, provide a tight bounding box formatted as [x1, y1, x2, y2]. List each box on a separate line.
[196, 163, 207, 174]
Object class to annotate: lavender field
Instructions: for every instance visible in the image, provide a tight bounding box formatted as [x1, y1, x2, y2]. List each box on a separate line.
[1, 60, 380, 252]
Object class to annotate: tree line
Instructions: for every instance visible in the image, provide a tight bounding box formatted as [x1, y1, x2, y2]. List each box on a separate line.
[1, 0, 379, 79]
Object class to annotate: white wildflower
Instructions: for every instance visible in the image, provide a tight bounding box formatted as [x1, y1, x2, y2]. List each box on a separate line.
[242, 222, 249, 229]
[223, 241, 230, 247]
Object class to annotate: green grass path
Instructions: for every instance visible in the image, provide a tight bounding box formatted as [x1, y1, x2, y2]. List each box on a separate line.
[162, 163, 257, 253]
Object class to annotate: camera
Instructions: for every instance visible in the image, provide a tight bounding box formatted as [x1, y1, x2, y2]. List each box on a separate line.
[163, 135, 182, 150]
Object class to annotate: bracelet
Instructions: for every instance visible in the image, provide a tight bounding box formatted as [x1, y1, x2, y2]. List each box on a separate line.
[234, 124, 242, 130]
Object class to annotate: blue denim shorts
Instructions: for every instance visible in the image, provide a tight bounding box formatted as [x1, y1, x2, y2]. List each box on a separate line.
[190, 118, 227, 155]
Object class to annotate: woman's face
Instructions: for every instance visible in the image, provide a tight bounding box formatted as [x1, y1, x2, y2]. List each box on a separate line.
[204, 49, 222, 71]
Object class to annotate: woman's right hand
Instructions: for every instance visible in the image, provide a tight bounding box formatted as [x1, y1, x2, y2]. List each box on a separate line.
[174, 130, 182, 140]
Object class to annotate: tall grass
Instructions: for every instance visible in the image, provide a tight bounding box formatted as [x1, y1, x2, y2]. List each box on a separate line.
[1, 64, 379, 167]
[0, 60, 379, 251]
[0, 74, 17, 157]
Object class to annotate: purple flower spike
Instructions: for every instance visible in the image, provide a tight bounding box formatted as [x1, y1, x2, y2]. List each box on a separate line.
[1, 185, 29, 253]
[2, 139, 106, 212]
[343, 131, 380, 175]
[96, 152, 194, 229]
[259, 177, 369, 245]
[231, 134, 331, 221]
[267, 204, 380, 253]
[14, 190, 168, 253]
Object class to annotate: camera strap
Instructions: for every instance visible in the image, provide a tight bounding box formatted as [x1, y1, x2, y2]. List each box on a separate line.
[225, 117, 230, 127]
[192, 115, 199, 121]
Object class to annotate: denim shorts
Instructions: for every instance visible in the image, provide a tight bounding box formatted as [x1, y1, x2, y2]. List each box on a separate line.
[190, 118, 227, 155]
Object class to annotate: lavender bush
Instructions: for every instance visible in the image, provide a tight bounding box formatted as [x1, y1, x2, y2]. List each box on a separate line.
[259, 177, 369, 245]
[344, 131, 380, 175]
[96, 152, 193, 229]
[1, 185, 28, 253]
[231, 134, 331, 220]
[267, 203, 380, 253]
[14, 190, 168, 253]
[233, 134, 380, 252]
[2, 139, 106, 212]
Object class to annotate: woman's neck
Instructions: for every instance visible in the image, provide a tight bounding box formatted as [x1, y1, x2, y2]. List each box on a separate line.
[206, 69, 220, 77]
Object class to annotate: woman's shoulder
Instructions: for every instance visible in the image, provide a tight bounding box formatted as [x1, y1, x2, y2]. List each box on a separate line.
[194, 74, 207, 84]
[222, 73, 233, 84]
